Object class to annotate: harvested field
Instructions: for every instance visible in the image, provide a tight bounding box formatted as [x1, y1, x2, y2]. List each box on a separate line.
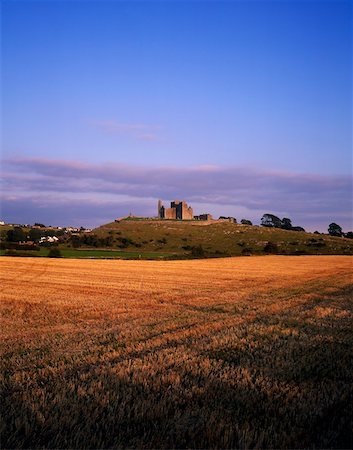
[1, 256, 352, 449]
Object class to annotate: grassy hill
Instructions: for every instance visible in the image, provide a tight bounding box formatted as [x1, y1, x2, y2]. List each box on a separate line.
[94, 219, 353, 257]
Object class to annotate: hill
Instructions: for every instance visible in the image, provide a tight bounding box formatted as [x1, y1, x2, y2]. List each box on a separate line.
[94, 219, 353, 257]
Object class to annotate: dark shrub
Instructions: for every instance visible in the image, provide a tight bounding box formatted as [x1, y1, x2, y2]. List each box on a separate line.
[214, 250, 231, 257]
[264, 242, 278, 254]
[292, 226, 306, 232]
[191, 245, 205, 257]
[48, 248, 62, 258]
[118, 237, 135, 248]
[307, 240, 326, 247]
[293, 249, 308, 255]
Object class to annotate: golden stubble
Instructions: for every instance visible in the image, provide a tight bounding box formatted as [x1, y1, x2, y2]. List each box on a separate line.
[1, 255, 352, 449]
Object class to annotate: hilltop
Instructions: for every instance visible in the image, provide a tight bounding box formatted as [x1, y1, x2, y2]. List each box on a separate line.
[94, 219, 353, 257]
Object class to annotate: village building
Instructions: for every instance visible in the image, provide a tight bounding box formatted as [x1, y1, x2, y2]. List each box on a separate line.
[39, 236, 59, 244]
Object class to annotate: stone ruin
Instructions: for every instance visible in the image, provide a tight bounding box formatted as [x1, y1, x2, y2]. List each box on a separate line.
[158, 200, 194, 220]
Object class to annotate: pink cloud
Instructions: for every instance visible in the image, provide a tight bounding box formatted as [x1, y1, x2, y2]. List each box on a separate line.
[2, 156, 352, 231]
[138, 133, 159, 142]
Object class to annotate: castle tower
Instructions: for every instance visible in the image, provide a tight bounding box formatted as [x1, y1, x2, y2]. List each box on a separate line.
[158, 200, 162, 218]
[157, 199, 193, 220]
[158, 200, 165, 219]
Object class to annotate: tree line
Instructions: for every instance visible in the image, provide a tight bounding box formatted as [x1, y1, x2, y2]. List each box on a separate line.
[260, 213, 352, 238]
[260, 214, 305, 231]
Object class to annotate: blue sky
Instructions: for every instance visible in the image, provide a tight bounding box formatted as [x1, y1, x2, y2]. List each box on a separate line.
[1, 0, 352, 230]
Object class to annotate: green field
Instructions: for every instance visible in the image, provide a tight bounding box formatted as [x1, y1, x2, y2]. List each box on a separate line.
[0, 248, 172, 259]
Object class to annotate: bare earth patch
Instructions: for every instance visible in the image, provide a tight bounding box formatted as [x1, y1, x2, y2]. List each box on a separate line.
[1, 256, 352, 449]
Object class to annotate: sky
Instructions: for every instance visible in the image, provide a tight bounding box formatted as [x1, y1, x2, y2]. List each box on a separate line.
[1, 0, 352, 231]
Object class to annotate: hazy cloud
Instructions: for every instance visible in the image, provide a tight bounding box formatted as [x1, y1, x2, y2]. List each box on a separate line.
[0, 194, 154, 228]
[1, 157, 352, 230]
[90, 120, 161, 141]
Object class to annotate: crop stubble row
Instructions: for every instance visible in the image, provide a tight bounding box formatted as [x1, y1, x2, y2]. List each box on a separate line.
[1, 256, 352, 448]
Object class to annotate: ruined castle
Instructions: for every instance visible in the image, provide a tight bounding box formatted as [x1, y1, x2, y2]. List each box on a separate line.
[158, 200, 194, 220]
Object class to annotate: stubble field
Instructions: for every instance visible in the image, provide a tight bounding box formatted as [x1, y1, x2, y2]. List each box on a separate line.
[1, 256, 352, 449]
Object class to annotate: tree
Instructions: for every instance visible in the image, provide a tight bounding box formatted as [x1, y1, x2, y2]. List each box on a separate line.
[328, 223, 343, 237]
[261, 214, 282, 228]
[240, 219, 252, 225]
[345, 231, 353, 239]
[29, 228, 44, 241]
[34, 223, 46, 228]
[7, 227, 26, 242]
[281, 218, 292, 230]
[71, 234, 82, 248]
